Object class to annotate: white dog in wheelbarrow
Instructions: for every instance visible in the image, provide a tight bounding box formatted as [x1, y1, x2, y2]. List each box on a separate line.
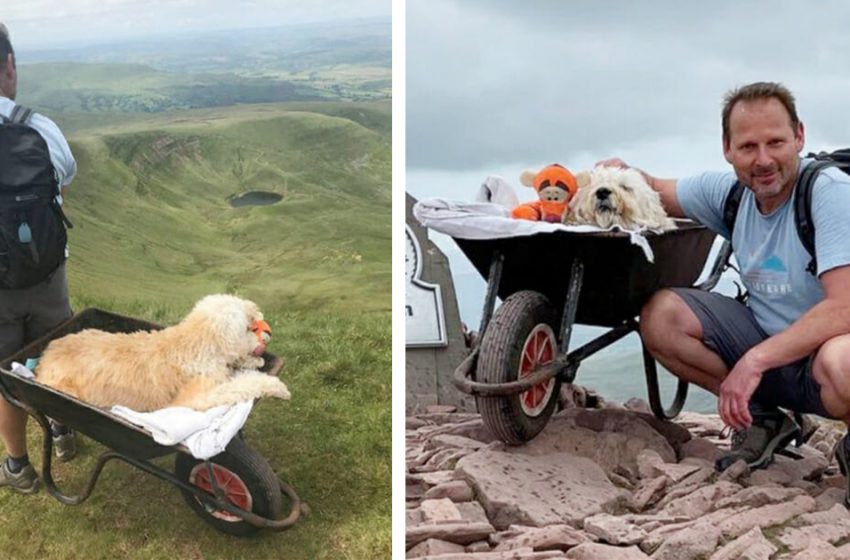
[567, 166, 675, 231]
[36, 294, 291, 412]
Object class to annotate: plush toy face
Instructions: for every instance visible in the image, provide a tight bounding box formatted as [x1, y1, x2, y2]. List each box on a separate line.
[512, 164, 578, 222]
[532, 165, 578, 200]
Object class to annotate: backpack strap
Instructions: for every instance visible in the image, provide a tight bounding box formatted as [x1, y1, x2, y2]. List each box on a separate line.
[9, 104, 34, 125]
[794, 160, 837, 276]
[722, 180, 745, 238]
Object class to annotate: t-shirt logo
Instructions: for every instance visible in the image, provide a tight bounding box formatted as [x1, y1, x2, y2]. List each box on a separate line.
[744, 255, 793, 297]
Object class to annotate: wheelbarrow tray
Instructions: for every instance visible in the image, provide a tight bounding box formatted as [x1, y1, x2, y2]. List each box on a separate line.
[454, 221, 716, 327]
[0, 307, 284, 460]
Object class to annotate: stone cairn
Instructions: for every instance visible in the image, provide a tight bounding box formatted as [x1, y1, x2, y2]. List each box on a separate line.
[406, 386, 849, 560]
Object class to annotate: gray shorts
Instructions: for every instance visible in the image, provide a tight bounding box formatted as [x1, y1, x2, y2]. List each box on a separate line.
[669, 287, 832, 419]
[0, 263, 72, 361]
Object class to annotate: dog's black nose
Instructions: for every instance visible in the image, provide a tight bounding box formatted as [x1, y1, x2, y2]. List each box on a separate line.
[595, 188, 611, 200]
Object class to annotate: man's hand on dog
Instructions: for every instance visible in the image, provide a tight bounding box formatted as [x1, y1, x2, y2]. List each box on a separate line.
[719, 353, 765, 429]
[595, 158, 630, 169]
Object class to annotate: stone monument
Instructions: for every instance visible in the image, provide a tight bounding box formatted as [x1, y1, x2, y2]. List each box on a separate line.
[406, 193, 475, 412]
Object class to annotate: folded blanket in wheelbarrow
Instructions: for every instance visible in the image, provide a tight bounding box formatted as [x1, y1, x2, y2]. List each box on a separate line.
[413, 198, 658, 262]
[110, 401, 252, 460]
[11, 362, 251, 460]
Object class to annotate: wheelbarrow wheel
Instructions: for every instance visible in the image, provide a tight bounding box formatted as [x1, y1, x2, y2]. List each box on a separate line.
[477, 290, 560, 444]
[174, 436, 282, 536]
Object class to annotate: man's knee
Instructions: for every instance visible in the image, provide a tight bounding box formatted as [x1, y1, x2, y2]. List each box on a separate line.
[812, 335, 850, 419]
[815, 336, 850, 392]
[639, 290, 701, 350]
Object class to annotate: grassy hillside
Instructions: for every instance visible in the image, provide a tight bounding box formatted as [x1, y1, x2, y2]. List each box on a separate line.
[63, 100, 391, 314]
[0, 101, 391, 559]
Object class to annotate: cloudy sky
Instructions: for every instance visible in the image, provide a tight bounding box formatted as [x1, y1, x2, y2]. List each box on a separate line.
[2, 0, 390, 49]
[406, 0, 850, 326]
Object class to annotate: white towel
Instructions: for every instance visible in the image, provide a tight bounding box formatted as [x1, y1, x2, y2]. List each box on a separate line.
[10, 362, 35, 379]
[111, 401, 253, 460]
[413, 197, 656, 262]
[10, 362, 253, 460]
[476, 175, 520, 210]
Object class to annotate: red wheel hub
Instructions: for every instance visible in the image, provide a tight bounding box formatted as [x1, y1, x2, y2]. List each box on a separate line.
[189, 464, 253, 522]
[518, 324, 557, 416]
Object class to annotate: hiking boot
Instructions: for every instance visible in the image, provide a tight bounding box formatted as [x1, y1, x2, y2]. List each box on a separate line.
[53, 431, 77, 462]
[715, 410, 801, 472]
[0, 459, 40, 494]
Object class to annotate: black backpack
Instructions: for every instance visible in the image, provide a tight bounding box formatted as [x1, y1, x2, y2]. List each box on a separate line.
[722, 149, 850, 275]
[0, 104, 73, 289]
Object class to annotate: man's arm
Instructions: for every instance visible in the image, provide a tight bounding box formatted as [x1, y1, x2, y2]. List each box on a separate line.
[595, 158, 685, 218]
[719, 264, 850, 428]
[30, 112, 76, 190]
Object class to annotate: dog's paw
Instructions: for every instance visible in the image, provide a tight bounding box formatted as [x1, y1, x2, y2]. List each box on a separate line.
[253, 374, 291, 401]
[269, 380, 291, 400]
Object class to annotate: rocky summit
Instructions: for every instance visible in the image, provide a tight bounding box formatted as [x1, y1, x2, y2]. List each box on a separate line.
[405, 387, 850, 560]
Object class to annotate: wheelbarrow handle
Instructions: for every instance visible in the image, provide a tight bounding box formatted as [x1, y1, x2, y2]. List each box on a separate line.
[454, 321, 636, 398]
[453, 349, 567, 397]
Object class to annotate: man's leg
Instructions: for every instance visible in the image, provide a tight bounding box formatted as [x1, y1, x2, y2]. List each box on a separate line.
[24, 263, 76, 461]
[813, 335, 850, 507]
[641, 288, 801, 471]
[0, 299, 39, 493]
[0, 398, 27, 457]
[811, 335, 850, 422]
[0, 398, 38, 494]
[640, 289, 729, 394]
[0, 297, 27, 457]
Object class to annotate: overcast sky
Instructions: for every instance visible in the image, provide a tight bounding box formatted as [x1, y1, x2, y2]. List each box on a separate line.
[2, 0, 389, 50]
[406, 0, 850, 326]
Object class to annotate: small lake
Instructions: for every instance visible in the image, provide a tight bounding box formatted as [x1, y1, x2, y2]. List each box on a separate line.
[229, 191, 283, 208]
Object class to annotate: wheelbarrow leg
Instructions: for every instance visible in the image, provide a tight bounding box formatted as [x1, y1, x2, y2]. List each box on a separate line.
[13, 398, 117, 505]
[558, 259, 584, 383]
[478, 250, 504, 335]
[452, 251, 505, 405]
[642, 339, 689, 420]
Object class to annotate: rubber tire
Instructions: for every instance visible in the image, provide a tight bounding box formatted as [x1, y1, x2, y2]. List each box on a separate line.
[174, 437, 283, 537]
[477, 290, 561, 444]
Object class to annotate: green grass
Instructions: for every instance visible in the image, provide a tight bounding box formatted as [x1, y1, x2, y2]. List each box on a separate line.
[0, 100, 391, 558]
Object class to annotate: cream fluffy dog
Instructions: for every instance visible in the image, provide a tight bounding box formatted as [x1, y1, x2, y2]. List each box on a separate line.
[36, 294, 291, 411]
[567, 166, 675, 231]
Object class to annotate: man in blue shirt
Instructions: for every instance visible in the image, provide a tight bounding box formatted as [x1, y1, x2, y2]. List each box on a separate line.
[0, 23, 78, 495]
[601, 81, 850, 504]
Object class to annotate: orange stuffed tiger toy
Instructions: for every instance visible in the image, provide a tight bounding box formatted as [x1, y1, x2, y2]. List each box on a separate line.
[511, 164, 578, 223]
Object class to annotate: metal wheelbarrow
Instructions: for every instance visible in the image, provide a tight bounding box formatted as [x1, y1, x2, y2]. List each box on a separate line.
[451, 221, 731, 443]
[0, 308, 302, 537]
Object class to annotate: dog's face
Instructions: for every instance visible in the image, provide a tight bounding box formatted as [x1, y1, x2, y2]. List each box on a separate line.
[569, 166, 674, 231]
[187, 294, 270, 358]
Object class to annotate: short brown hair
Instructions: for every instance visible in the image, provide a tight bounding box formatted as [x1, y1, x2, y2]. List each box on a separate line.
[721, 81, 799, 142]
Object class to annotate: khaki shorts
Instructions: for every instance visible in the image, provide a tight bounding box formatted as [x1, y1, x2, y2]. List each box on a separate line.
[0, 263, 72, 361]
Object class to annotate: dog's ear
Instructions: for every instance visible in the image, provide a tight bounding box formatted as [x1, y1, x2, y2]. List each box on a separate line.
[519, 170, 537, 188]
[575, 171, 592, 189]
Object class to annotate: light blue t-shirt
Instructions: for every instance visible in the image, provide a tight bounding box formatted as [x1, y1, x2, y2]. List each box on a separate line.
[678, 160, 850, 336]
